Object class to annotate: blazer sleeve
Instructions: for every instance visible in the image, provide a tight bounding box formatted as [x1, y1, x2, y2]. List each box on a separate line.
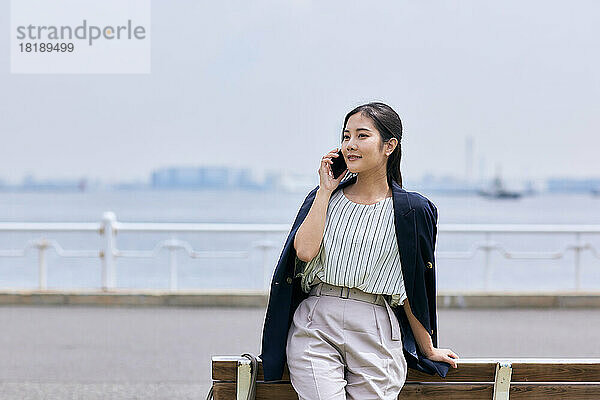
[418, 198, 440, 348]
[396, 195, 450, 378]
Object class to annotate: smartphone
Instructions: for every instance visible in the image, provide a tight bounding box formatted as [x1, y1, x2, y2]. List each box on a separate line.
[330, 150, 347, 179]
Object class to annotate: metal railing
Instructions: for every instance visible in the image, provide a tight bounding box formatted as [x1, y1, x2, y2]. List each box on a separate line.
[0, 212, 599, 291]
[441, 224, 600, 291]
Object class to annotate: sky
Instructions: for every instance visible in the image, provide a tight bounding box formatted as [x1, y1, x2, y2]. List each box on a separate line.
[1, 0, 599, 185]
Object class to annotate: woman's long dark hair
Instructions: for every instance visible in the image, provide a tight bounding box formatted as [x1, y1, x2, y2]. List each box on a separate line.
[341, 102, 403, 188]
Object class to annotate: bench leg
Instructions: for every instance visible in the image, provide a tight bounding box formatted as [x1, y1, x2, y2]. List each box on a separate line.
[237, 357, 254, 400]
[493, 362, 512, 400]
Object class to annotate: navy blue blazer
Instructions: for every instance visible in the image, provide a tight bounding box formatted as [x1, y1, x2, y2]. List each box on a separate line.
[259, 174, 451, 381]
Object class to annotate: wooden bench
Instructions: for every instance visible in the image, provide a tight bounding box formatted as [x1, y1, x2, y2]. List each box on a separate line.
[210, 355, 600, 399]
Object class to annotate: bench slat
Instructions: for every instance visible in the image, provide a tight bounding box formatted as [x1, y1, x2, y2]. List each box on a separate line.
[406, 364, 496, 382]
[212, 382, 494, 399]
[510, 362, 600, 382]
[510, 384, 600, 399]
[213, 382, 600, 399]
[212, 359, 290, 381]
[212, 357, 600, 382]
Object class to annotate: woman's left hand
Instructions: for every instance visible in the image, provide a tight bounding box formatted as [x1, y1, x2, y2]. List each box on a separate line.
[425, 347, 459, 368]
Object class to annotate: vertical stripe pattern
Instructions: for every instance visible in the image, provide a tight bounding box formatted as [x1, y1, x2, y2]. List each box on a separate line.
[294, 188, 407, 307]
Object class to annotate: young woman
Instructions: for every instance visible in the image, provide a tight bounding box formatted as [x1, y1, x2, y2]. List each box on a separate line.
[260, 102, 459, 399]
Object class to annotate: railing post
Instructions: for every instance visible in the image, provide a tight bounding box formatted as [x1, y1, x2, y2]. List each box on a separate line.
[101, 212, 117, 291]
[261, 241, 269, 291]
[484, 231, 491, 291]
[253, 239, 275, 290]
[38, 239, 48, 290]
[169, 246, 178, 291]
[574, 232, 581, 291]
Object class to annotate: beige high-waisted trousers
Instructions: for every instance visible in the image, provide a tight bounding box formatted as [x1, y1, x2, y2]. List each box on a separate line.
[286, 282, 408, 400]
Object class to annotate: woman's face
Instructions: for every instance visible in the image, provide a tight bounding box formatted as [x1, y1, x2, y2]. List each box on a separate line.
[342, 112, 394, 174]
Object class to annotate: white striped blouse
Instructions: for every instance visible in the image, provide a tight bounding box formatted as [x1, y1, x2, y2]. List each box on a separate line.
[294, 187, 408, 307]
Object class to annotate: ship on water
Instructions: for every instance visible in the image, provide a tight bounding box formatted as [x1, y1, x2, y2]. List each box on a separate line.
[478, 175, 523, 199]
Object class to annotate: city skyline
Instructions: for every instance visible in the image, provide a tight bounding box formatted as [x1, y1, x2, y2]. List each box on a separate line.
[2, 164, 599, 195]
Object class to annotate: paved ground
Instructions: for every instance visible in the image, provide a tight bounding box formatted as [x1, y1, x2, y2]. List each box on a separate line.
[1, 305, 599, 399]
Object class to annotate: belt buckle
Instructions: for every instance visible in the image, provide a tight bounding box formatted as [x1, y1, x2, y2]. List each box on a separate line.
[340, 287, 350, 299]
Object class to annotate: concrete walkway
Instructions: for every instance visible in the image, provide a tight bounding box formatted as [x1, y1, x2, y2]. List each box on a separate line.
[1, 305, 599, 399]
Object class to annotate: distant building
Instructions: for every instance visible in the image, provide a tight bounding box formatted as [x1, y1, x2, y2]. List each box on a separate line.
[276, 171, 318, 193]
[152, 166, 233, 189]
[234, 169, 279, 190]
[11, 175, 88, 191]
[413, 174, 479, 194]
[151, 166, 275, 190]
[546, 178, 600, 193]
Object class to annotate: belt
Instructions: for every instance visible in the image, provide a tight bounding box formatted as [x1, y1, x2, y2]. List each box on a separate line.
[309, 282, 401, 341]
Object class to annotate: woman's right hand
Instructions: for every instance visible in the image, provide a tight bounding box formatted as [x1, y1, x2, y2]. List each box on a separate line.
[318, 147, 348, 193]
